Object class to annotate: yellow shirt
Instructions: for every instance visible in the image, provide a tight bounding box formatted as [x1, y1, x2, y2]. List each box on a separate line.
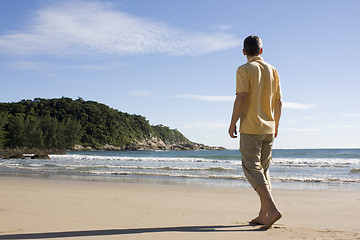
[236, 56, 282, 134]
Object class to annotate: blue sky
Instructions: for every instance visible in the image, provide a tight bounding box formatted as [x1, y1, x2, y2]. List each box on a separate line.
[1, 0, 359, 149]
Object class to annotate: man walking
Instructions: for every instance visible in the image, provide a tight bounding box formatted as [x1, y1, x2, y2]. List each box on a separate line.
[228, 35, 282, 229]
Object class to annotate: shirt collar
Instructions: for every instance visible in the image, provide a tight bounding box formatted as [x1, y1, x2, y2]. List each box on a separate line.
[247, 56, 263, 63]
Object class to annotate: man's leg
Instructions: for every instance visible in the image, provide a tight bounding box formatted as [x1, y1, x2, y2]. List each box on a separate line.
[240, 133, 269, 225]
[255, 183, 282, 229]
[256, 134, 281, 229]
[260, 134, 274, 189]
[240, 134, 281, 227]
[249, 193, 267, 225]
[250, 134, 275, 225]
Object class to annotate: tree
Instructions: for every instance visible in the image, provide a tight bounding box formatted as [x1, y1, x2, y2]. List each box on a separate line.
[8, 115, 26, 147]
[62, 118, 84, 148]
[41, 115, 59, 148]
[24, 116, 43, 148]
[0, 98, 192, 149]
[0, 112, 8, 147]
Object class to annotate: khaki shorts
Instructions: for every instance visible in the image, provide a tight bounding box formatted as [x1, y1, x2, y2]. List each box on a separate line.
[240, 133, 274, 190]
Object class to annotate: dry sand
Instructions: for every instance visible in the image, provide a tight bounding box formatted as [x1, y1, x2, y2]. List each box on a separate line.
[0, 176, 359, 240]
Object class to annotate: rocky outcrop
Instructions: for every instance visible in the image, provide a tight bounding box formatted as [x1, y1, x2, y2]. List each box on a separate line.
[124, 136, 167, 150]
[73, 144, 122, 151]
[0, 148, 66, 160]
[122, 137, 225, 151]
[31, 153, 51, 159]
[72, 136, 225, 151]
[8, 153, 26, 159]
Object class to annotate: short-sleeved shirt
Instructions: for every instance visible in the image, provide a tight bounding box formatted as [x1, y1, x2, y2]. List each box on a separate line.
[236, 56, 282, 134]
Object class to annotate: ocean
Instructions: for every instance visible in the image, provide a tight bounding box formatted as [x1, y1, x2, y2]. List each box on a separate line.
[1, 149, 360, 191]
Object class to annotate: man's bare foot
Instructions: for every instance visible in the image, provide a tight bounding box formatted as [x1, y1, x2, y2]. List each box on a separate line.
[249, 216, 266, 225]
[261, 211, 282, 229]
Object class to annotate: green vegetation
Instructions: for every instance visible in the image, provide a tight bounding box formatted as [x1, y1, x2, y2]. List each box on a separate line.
[152, 124, 188, 145]
[0, 97, 190, 150]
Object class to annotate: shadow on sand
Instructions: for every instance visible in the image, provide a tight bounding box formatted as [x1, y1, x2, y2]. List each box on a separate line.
[0, 224, 266, 239]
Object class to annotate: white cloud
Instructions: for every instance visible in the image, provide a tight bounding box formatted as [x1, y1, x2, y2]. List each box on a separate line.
[341, 113, 358, 118]
[328, 124, 360, 129]
[178, 121, 228, 130]
[175, 96, 317, 110]
[7, 61, 48, 71]
[129, 90, 152, 97]
[283, 102, 317, 109]
[7, 60, 127, 71]
[282, 128, 322, 132]
[288, 116, 317, 125]
[0, 1, 241, 57]
[176, 94, 234, 102]
[64, 62, 128, 71]
[213, 24, 234, 31]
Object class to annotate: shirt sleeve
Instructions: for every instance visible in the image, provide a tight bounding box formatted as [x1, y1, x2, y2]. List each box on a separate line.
[274, 69, 282, 99]
[236, 66, 249, 94]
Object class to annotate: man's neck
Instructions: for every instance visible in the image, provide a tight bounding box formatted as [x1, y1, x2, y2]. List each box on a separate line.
[246, 55, 261, 61]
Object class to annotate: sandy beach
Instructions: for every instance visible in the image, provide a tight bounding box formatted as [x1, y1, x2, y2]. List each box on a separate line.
[0, 176, 359, 240]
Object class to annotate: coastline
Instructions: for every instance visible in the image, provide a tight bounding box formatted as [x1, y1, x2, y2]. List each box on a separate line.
[0, 176, 359, 240]
[0, 142, 225, 159]
[1, 148, 360, 192]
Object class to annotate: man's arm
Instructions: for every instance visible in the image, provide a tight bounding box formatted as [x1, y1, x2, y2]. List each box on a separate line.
[274, 98, 282, 138]
[228, 92, 248, 138]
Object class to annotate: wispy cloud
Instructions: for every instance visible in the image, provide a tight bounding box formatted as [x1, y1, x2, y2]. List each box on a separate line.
[176, 94, 234, 102]
[0, 1, 241, 57]
[178, 121, 228, 130]
[288, 116, 317, 125]
[129, 90, 152, 97]
[282, 128, 322, 132]
[175, 95, 317, 110]
[213, 24, 234, 31]
[282, 102, 317, 109]
[7, 61, 49, 71]
[341, 113, 358, 118]
[328, 124, 360, 129]
[7, 60, 128, 71]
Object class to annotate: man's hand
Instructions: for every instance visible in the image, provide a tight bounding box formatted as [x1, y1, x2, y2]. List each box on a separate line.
[228, 124, 238, 138]
[228, 92, 247, 139]
[274, 99, 282, 138]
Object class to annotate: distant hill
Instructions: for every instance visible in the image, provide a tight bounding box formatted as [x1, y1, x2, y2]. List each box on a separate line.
[0, 97, 224, 151]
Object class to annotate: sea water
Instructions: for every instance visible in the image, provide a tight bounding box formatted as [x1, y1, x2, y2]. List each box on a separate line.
[1, 149, 359, 191]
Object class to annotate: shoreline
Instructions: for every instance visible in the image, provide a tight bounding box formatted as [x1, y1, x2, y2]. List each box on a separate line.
[0, 176, 359, 239]
[1, 148, 359, 192]
[1, 171, 360, 192]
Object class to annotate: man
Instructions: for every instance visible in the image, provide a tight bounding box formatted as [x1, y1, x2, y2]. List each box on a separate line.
[228, 35, 282, 230]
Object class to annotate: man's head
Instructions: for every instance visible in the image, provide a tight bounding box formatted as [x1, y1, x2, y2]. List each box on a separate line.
[243, 35, 263, 57]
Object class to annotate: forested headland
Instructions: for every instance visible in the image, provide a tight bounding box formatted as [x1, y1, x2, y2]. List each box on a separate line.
[0, 97, 223, 152]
